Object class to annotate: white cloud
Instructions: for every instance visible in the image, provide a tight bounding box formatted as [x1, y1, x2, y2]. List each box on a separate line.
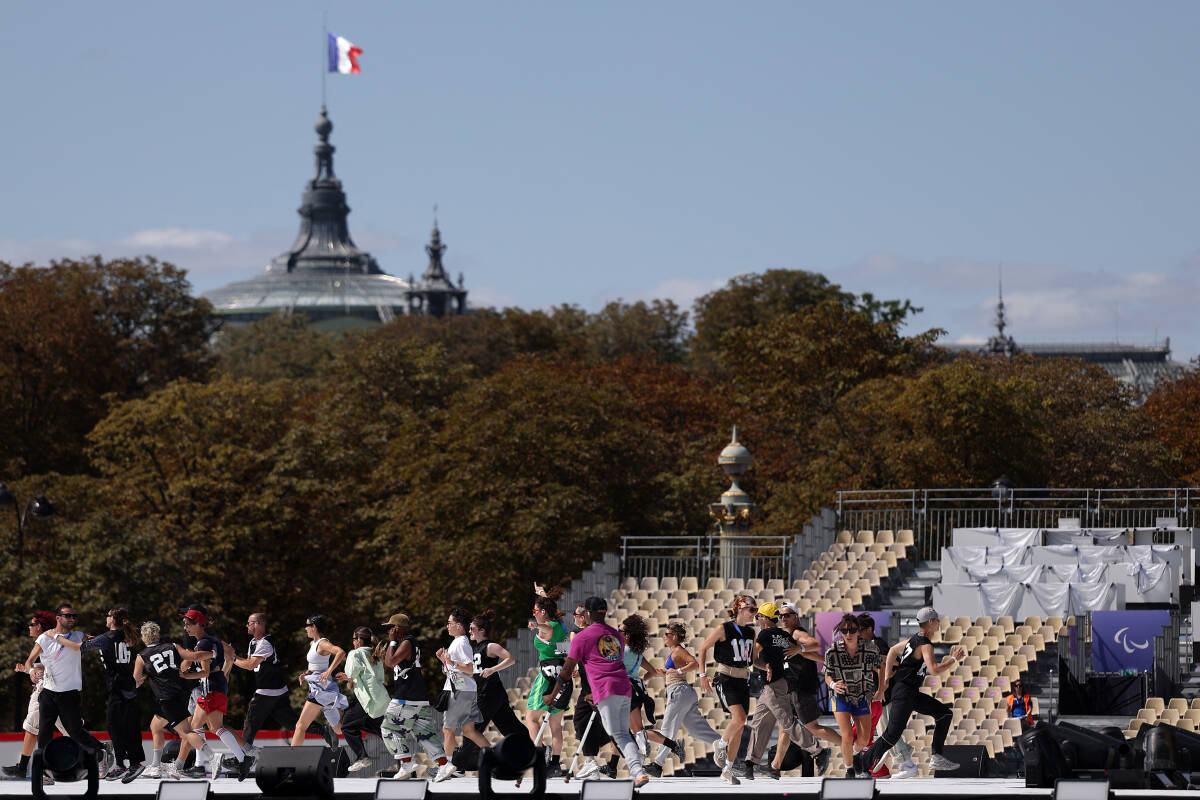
[466, 285, 519, 310]
[120, 228, 234, 249]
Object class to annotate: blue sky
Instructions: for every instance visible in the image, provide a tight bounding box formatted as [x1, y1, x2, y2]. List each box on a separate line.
[3, 2, 1200, 358]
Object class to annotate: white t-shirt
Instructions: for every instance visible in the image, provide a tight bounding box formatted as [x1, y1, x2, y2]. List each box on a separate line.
[37, 631, 84, 692]
[250, 637, 288, 696]
[443, 635, 476, 693]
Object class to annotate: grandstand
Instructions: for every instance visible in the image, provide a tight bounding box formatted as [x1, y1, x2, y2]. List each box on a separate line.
[488, 486, 1200, 784]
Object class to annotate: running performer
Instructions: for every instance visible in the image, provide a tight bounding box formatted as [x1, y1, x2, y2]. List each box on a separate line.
[3, 611, 67, 783]
[433, 608, 491, 783]
[72, 606, 142, 780]
[132, 621, 219, 781]
[778, 603, 841, 759]
[176, 610, 251, 780]
[746, 603, 828, 779]
[525, 584, 571, 777]
[290, 615, 348, 749]
[234, 613, 299, 750]
[857, 607, 965, 776]
[645, 621, 722, 777]
[451, 610, 523, 774]
[620, 615, 684, 763]
[697, 594, 756, 785]
[823, 613, 882, 778]
[379, 613, 449, 780]
[337, 627, 388, 773]
[569, 603, 613, 781]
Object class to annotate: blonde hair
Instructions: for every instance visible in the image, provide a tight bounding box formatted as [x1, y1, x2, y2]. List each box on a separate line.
[140, 621, 161, 644]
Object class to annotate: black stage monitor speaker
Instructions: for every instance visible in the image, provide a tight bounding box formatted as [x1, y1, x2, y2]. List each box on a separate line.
[933, 745, 988, 778]
[255, 746, 334, 799]
[1020, 724, 1070, 788]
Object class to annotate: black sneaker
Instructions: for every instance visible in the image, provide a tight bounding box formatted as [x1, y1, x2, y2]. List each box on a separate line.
[852, 751, 864, 775]
[182, 766, 207, 779]
[105, 766, 126, 781]
[1, 764, 23, 779]
[642, 762, 663, 778]
[600, 761, 618, 779]
[845, 768, 856, 779]
[546, 763, 567, 779]
[670, 737, 686, 761]
[815, 747, 832, 775]
[763, 764, 781, 779]
[734, 761, 754, 780]
[121, 763, 146, 784]
[238, 755, 255, 782]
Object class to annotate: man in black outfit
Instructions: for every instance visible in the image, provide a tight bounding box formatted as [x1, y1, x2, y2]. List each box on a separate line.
[233, 612, 299, 749]
[857, 607, 965, 775]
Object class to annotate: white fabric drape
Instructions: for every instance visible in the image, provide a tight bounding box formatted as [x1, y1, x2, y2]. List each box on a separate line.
[1071, 581, 1117, 612]
[1004, 563, 1042, 583]
[979, 583, 1025, 618]
[1028, 583, 1071, 617]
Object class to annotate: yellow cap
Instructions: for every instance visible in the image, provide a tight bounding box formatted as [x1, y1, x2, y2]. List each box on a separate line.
[757, 602, 780, 620]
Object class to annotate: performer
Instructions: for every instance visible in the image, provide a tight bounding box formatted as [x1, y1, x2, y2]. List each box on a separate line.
[569, 603, 614, 780]
[23, 603, 111, 777]
[234, 612, 299, 749]
[337, 627, 388, 773]
[132, 621, 218, 780]
[174, 610, 251, 779]
[645, 622, 722, 777]
[525, 584, 571, 777]
[823, 614, 882, 778]
[854, 613, 907, 778]
[697, 594, 756, 785]
[3, 611, 67, 783]
[857, 607, 965, 775]
[778, 603, 841, 758]
[451, 611, 522, 774]
[545, 596, 650, 788]
[620, 615, 683, 760]
[433, 607, 490, 782]
[746, 603, 828, 779]
[379, 613, 449, 780]
[290, 615, 348, 749]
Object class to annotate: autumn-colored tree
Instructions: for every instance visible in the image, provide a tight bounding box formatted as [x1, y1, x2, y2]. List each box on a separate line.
[1140, 368, 1200, 482]
[215, 312, 340, 382]
[0, 257, 215, 474]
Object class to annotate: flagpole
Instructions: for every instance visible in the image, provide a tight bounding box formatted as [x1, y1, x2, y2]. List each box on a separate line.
[321, 11, 328, 109]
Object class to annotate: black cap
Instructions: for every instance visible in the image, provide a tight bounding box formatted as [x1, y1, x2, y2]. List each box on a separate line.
[583, 596, 608, 613]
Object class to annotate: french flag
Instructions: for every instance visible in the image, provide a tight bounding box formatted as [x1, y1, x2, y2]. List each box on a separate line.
[328, 33, 362, 74]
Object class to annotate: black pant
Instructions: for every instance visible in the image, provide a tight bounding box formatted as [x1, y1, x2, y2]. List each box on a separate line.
[340, 697, 383, 761]
[38, 689, 103, 756]
[242, 692, 300, 745]
[863, 685, 952, 770]
[107, 693, 143, 765]
[572, 700, 611, 758]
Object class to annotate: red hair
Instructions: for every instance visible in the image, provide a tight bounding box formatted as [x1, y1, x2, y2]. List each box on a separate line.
[32, 610, 55, 631]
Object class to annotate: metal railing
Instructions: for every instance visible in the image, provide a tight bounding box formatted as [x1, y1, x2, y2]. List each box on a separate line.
[837, 487, 1199, 560]
[620, 535, 794, 586]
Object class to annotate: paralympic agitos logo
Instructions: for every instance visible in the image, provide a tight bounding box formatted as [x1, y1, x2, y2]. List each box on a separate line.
[1114, 626, 1151, 654]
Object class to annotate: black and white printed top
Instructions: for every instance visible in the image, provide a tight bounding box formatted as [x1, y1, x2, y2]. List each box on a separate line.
[823, 639, 881, 705]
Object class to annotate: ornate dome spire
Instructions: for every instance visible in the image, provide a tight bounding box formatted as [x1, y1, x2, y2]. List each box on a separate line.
[268, 107, 381, 275]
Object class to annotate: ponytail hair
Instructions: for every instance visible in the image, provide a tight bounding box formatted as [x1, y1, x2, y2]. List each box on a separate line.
[110, 605, 138, 648]
[472, 609, 497, 638]
[534, 586, 565, 621]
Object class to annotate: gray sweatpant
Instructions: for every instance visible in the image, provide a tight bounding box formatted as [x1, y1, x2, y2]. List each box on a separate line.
[653, 683, 722, 766]
[596, 694, 645, 779]
[747, 680, 819, 765]
[876, 700, 914, 764]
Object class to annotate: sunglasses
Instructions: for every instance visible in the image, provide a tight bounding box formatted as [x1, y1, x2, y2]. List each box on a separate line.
[57, 613, 76, 619]
[27, 621, 38, 626]
[780, 612, 797, 618]
[574, 610, 586, 616]
[839, 628, 860, 635]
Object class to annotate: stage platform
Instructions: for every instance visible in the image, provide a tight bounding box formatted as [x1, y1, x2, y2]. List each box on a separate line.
[2, 776, 1196, 799]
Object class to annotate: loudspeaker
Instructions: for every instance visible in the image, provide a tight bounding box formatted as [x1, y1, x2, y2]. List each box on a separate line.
[933, 745, 988, 778]
[255, 747, 334, 799]
[1020, 724, 1070, 788]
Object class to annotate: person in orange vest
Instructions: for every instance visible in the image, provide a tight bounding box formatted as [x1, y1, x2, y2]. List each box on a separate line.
[1006, 679, 1036, 728]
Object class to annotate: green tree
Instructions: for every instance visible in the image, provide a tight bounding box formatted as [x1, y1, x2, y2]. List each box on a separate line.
[585, 299, 689, 363]
[215, 313, 339, 382]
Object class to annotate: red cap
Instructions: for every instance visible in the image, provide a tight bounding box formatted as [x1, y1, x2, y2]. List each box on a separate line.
[182, 609, 207, 626]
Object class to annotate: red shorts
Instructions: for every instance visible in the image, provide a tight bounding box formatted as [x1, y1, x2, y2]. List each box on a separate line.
[197, 692, 228, 714]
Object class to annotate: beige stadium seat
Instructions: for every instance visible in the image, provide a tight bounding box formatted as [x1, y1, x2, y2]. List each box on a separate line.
[848, 543, 868, 558]
[875, 529, 895, 546]
[767, 578, 785, 593]
[1045, 615, 1064, 631]
[1161, 709, 1182, 725]
[975, 616, 994, 630]
[942, 626, 963, 644]
[706, 577, 726, 592]
[745, 578, 765, 593]
[640, 576, 660, 592]
[680, 576, 699, 592]
[897, 529, 915, 545]
[620, 576, 638, 591]
[1177, 719, 1197, 732]
[815, 598, 833, 612]
[725, 578, 746, 593]
[883, 552, 899, 570]
[837, 530, 854, 545]
[717, 589, 734, 604]
[856, 530, 875, 545]
[697, 588, 715, 602]
[1136, 709, 1159, 723]
[994, 645, 1014, 660]
[659, 576, 679, 592]
[1146, 697, 1166, 712]
[1169, 698, 1190, 713]
[792, 579, 811, 594]
[996, 615, 1015, 633]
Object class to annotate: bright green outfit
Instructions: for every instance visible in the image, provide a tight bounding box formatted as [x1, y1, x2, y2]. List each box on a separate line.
[527, 620, 569, 714]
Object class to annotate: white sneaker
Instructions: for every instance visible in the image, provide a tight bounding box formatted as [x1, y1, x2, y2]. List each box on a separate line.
[720, 764, 740, 785]
[163, 762, 184, 781]
[714, 739, 729, 768]
[143, 765, 162, 779]
[575, 759, 601, 780]
[928, 753, 959, 771]
[347, 758, 372, 773]
[892, 761, 919, 779]
[432, 762, 459, 783]
[393, 760, 417, 779]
